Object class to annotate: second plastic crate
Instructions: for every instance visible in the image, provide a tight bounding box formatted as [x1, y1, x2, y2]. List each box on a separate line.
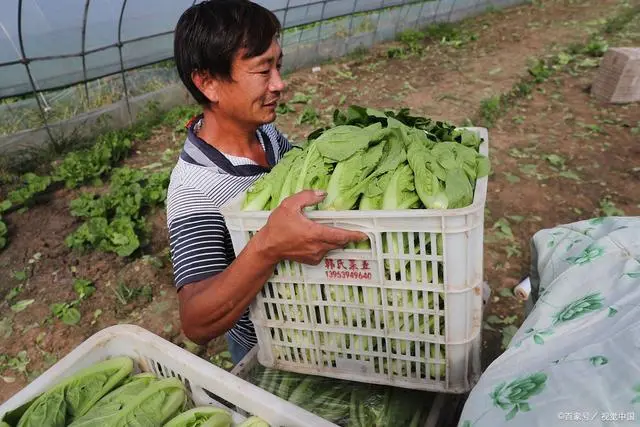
[0, 325, 336, 427]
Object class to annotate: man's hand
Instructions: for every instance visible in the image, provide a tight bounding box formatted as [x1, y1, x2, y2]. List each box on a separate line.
[254, 190, 368, 265]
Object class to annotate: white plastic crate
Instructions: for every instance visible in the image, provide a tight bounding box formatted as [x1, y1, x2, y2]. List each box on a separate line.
[220, 127, 488, 394]
[0, 324, 336, 427]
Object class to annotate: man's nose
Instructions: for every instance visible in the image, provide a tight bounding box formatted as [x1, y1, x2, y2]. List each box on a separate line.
[270, 70, 286, 92]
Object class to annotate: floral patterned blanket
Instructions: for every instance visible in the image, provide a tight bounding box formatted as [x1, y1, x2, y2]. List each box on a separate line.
[459, 217, 640, 426]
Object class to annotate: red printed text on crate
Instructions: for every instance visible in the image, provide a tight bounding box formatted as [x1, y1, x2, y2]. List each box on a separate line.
[324, 258, 372, 280]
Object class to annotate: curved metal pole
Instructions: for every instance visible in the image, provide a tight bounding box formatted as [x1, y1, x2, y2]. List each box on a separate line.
[117, 0, 132, 123]
[17, 0, 55, 144]
[313, 0, 328, 58]
[277, 0, 291, 71]
[371, 0, 386, 44]
[344, 0, 359, 54]
[433, 0, 443, 23]
[415, 0, 427, 29]
[447, 0, 459, 22]
[280, 0, 292, 39]
[293, 2, 309, 69]
[81, 0, 91, 104]
[393, 0, 412, 37]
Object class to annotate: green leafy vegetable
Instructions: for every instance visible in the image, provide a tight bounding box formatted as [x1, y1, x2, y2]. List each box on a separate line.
[314, 124, 380, 162]
[242, 105, 488, 213]
[66, 377, 184, 427]
[319, 137, 386, 211]
[51, 303, 81, 325]
[381, 163, 420, 210]
[163, 406, 233, 427]
[52, 132, 132, 189]
[237, 416, 270, 427]
[10, 299, 34, 313]
[68, 374, 158, 427]
[7, 174, 52, 206]
[66, 166, 168, 257]
[16, 357, 133, 427]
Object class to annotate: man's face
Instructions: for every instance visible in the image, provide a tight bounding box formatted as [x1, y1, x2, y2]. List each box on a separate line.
[215, 39, 285, 126]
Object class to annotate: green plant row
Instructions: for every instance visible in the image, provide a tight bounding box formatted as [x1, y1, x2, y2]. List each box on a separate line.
[65, 166, 171, 257]
[0, 103, 201, 252]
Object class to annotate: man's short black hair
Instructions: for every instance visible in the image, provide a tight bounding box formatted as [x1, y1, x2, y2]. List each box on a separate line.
[174, 0, 282, 105]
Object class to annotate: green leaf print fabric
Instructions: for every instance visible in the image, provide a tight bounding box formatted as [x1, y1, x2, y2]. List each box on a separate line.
[459, 217, 640, 426]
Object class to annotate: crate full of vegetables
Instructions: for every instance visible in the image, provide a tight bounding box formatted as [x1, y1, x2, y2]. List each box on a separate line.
[220, 106, 490, 393]
[0, 325, 337, 427]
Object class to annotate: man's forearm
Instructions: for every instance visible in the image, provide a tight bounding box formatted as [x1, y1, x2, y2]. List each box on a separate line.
[178, 233, 277, 344]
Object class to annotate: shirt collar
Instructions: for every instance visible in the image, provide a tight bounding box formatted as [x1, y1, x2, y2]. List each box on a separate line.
[180, 114, 276, 177]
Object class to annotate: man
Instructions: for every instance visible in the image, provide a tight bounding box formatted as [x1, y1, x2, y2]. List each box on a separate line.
[168, 0, 367, 364]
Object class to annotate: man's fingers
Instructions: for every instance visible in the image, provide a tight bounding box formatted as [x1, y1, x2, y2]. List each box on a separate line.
[315, 224, 369, 246]
[280, 192, 369, 246]
[282, 190, 326, 211]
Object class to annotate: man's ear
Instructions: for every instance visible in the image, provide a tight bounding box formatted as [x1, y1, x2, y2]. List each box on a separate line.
[191, 70, 218, 104]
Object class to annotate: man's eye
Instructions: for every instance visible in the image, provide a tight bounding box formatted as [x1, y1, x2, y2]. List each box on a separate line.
[259, 70, 270, 75]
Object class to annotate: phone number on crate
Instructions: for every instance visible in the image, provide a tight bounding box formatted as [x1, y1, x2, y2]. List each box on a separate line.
[325, 270, 373, 280]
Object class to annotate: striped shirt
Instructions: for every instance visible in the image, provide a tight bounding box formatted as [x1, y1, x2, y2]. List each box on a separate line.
[166, 114, 292, 352]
